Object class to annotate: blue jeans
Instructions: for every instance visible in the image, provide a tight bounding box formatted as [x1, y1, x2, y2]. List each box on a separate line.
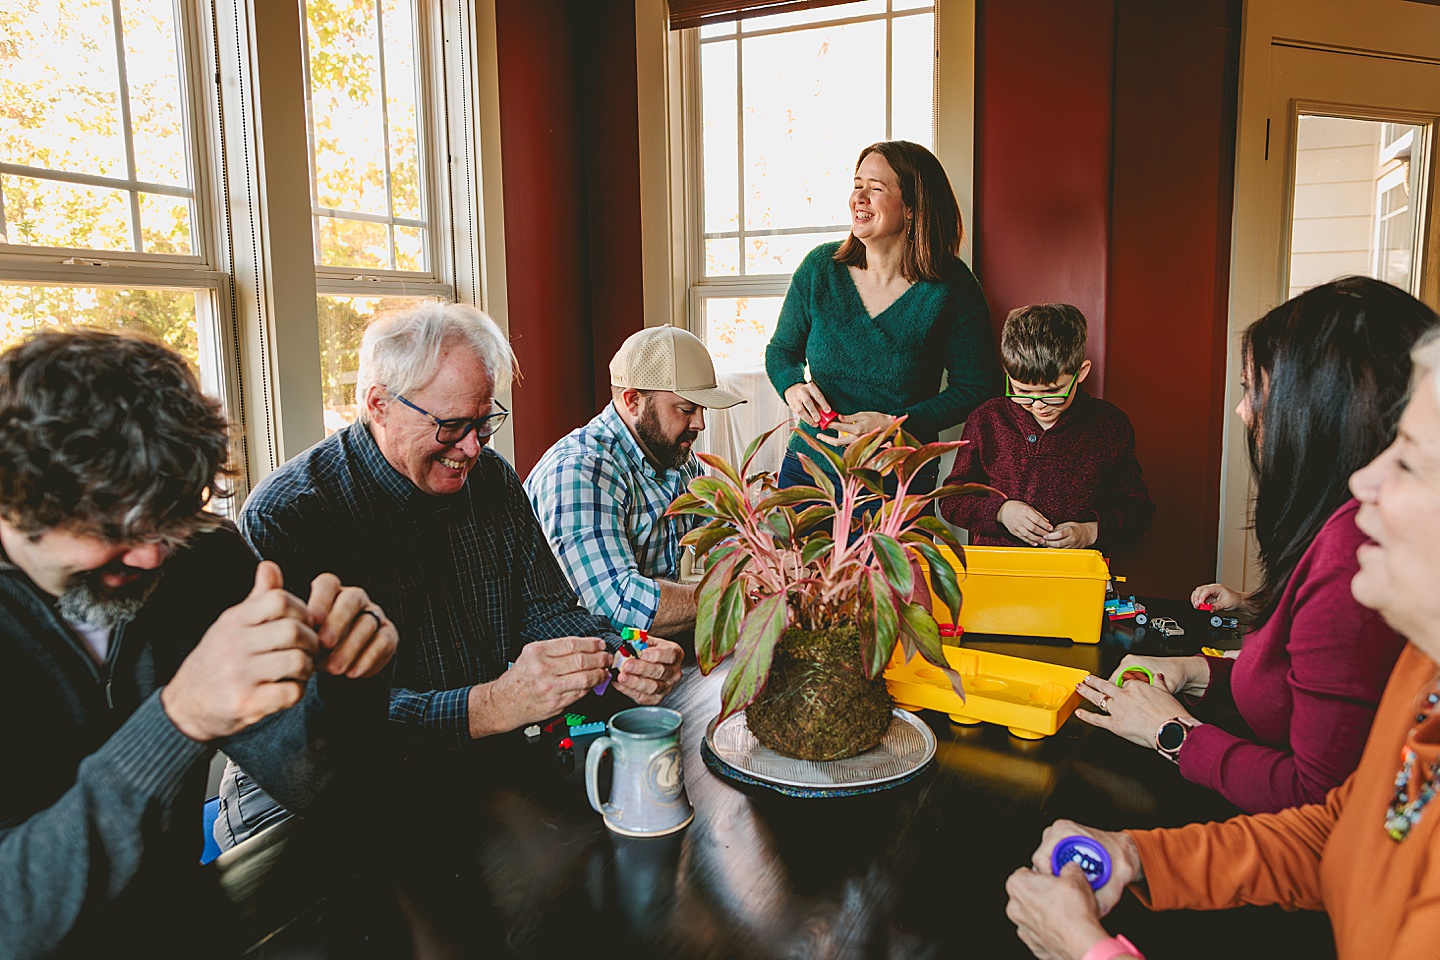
[777, 451, 939, 524]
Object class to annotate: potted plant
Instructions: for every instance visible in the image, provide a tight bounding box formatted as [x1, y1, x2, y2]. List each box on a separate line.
[668, 418, 986, 761]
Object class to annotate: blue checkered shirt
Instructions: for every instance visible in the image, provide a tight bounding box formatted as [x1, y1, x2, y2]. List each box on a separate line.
[524, 403, 701, 630]
[239, 422, 618, 744]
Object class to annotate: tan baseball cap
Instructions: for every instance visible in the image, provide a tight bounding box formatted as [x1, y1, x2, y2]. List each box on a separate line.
[609, 325, 745, 409]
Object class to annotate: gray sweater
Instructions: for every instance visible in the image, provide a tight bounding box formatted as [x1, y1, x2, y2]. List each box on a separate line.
[0, 524, 387, 959]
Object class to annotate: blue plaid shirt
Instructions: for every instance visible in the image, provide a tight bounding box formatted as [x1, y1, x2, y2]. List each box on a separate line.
[239, 422, 618, 744]
[524, 403, 700, 630]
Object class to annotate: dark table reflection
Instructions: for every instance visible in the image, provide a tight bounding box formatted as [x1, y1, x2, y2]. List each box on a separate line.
[226, 599, 1333, 960]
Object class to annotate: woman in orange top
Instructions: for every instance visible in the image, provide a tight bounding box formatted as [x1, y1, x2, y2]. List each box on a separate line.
[1003, 325, 1440, 960]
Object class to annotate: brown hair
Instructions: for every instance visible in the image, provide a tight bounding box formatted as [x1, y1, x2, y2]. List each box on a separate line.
[999, 304, 1089, 384]
[833, 140, 961, 283]
[0, 330, 233, 540]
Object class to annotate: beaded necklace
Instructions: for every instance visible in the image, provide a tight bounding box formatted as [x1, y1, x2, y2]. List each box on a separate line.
[1384, 678, 1440, 842]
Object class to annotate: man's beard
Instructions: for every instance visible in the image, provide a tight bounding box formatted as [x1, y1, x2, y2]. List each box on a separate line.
[56, 563, 165, 628]
[635, 403, 699, 471]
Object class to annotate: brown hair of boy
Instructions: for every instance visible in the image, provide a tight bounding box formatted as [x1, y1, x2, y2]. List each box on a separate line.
[1000, 303, 1089, 385]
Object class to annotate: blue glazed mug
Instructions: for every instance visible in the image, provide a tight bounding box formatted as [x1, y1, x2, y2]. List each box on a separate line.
[585, 707, 693, 837]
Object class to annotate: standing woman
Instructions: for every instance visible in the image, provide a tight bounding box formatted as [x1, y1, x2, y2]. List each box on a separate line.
[766, 140, 1000, 490]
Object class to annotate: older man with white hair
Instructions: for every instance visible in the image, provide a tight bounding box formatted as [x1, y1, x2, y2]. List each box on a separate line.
[216, 302, 684, 847]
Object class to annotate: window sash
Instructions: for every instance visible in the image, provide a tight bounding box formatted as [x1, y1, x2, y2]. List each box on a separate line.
[302, 0, 445, 281]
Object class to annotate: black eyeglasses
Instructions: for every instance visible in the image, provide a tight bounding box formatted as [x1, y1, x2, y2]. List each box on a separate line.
[1005, 373, 1078, 408]
[392, 393, 510, 443]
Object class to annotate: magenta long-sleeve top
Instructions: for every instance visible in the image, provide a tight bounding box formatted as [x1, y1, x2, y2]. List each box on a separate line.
[1178, 499, 1407, 813]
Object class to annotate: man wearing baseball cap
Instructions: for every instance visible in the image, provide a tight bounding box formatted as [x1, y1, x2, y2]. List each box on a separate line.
[526, 325, 744, 635]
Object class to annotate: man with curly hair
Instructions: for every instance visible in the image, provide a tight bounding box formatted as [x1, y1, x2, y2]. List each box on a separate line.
[0, 330, 398, 959]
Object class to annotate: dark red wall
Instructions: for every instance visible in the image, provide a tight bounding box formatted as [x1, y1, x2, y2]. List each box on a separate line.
[494, 0, 644, 475]
[975, 0, 1239, 597]
[1106, 0, 1240, 597]
[497, 0, 1241, 596]
[974, 0, 1116, 392]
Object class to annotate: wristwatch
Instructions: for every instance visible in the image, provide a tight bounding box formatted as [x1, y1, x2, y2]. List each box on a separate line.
[1154, 717, 1199, 763]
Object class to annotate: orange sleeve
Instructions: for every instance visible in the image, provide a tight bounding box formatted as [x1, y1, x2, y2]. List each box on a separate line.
[1124, 776, 1351, 913]
[1387, 868, 1440, 959]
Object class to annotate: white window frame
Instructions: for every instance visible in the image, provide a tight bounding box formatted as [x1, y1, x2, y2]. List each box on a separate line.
[1, 0, 502, 494]
[679, 3, 940, 335]
[305, 0, 455, 301]
[634, 0, 974, 337]
[0, 0, 242, 454]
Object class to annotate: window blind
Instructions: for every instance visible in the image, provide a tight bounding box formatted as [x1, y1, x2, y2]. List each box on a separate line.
[668, 0, 865, 31]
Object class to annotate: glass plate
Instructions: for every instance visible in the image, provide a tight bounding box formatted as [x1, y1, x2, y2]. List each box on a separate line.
[703, 708, 936, 791]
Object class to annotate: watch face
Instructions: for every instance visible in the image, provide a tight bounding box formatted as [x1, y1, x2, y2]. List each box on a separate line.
[1157, 720, 1188, 752]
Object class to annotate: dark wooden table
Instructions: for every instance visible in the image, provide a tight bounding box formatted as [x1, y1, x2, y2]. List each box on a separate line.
[220, 599, 1336, 959]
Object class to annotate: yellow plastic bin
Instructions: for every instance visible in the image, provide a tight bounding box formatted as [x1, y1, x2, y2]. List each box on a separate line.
[886, 645, 1088, 739]
[919, 545, 1109, 644]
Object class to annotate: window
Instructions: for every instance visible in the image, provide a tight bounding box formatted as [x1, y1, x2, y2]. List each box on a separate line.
[304, 0, 454, 434]
[682, 1, 936, 377]
[3, 0, 488, 492]
[0, 0, 229, 399]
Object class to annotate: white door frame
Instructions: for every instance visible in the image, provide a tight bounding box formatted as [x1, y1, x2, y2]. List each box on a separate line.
[1219, 0, 1440, 590]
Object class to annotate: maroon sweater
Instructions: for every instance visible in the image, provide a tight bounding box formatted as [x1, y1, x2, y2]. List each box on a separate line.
[938, 390, 1154, 551]
[1179, 499, 1407, 813]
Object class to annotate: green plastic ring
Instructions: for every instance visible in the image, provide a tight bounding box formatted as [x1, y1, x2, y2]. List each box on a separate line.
[1118, 665, 1157, 687]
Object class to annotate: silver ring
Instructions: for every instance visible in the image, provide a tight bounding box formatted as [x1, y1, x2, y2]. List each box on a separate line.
[356, 608, 383, 630]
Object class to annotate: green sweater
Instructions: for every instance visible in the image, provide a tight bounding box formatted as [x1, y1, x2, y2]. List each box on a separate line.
[766, 242, 1001, 454]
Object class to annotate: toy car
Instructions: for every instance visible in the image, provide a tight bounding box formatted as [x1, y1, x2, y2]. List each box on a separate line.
[1210, 614, 1240, 629]
[1105, 595, 1147, 621]
[1148, 616, 1185, 637]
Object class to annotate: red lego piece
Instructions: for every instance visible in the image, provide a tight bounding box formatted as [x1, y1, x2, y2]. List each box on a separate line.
[817, 410, 839, 430]
[558, 737, 573, 750]
[1197, 602, 1214, 612]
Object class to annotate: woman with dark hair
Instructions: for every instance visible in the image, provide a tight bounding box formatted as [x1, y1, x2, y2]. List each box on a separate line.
[766, 140, 1001, 490]
[1073, 277, 1435, 815]
[1005, 322, 1440, 960]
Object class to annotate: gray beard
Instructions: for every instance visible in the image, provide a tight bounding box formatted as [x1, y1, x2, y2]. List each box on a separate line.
[56, 569, 164, 628]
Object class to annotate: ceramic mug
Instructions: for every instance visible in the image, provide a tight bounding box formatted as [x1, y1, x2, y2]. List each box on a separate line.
[585, 706, 693, 837]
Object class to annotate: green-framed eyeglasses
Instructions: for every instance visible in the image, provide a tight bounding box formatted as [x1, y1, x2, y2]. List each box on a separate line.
[1005, 373, 1078, 408]
[392, 393, 510, 443]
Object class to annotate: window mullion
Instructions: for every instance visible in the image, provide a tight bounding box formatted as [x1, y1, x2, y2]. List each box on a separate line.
[373, 0, 399, 271]
[110, 0, 145, 253]
[734, 33, 745, 276]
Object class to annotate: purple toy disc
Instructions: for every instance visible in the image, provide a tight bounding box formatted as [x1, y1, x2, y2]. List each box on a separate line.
[1051, 835, 1112, 890]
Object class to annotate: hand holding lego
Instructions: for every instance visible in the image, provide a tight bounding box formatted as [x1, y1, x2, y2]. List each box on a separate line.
[999, 500, 1054, 546]
[1027, 819, 1143, 917]
[1008, 818, 1144, 960]
[1042, 521, 1097, 549]
[467, 636, 612, 737]
[1108, 654, 1210, 697]
[1074, 673, 1196, 750]
[613, 635, 685, 704]
[304, 573, 397, 678]
[1191, 582, 1242, 611]
[162, 561, 319, 742]
[784, 381, 833, 428]
[1005, 863, 1109, 960]
[819, 410, 896, 447]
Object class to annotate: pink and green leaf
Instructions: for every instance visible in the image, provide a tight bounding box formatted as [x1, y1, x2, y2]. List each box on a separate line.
[870, 533, 913, 597]
[696, 451, 744, 489]
[860, 568, 900, 678]
[718, 591, 789, 722]
[741, 422, 789, 477]
[899, 600, 965, 701]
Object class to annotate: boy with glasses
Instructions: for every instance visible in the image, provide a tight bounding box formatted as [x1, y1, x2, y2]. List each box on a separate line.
[939, 304, 1154, 550]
